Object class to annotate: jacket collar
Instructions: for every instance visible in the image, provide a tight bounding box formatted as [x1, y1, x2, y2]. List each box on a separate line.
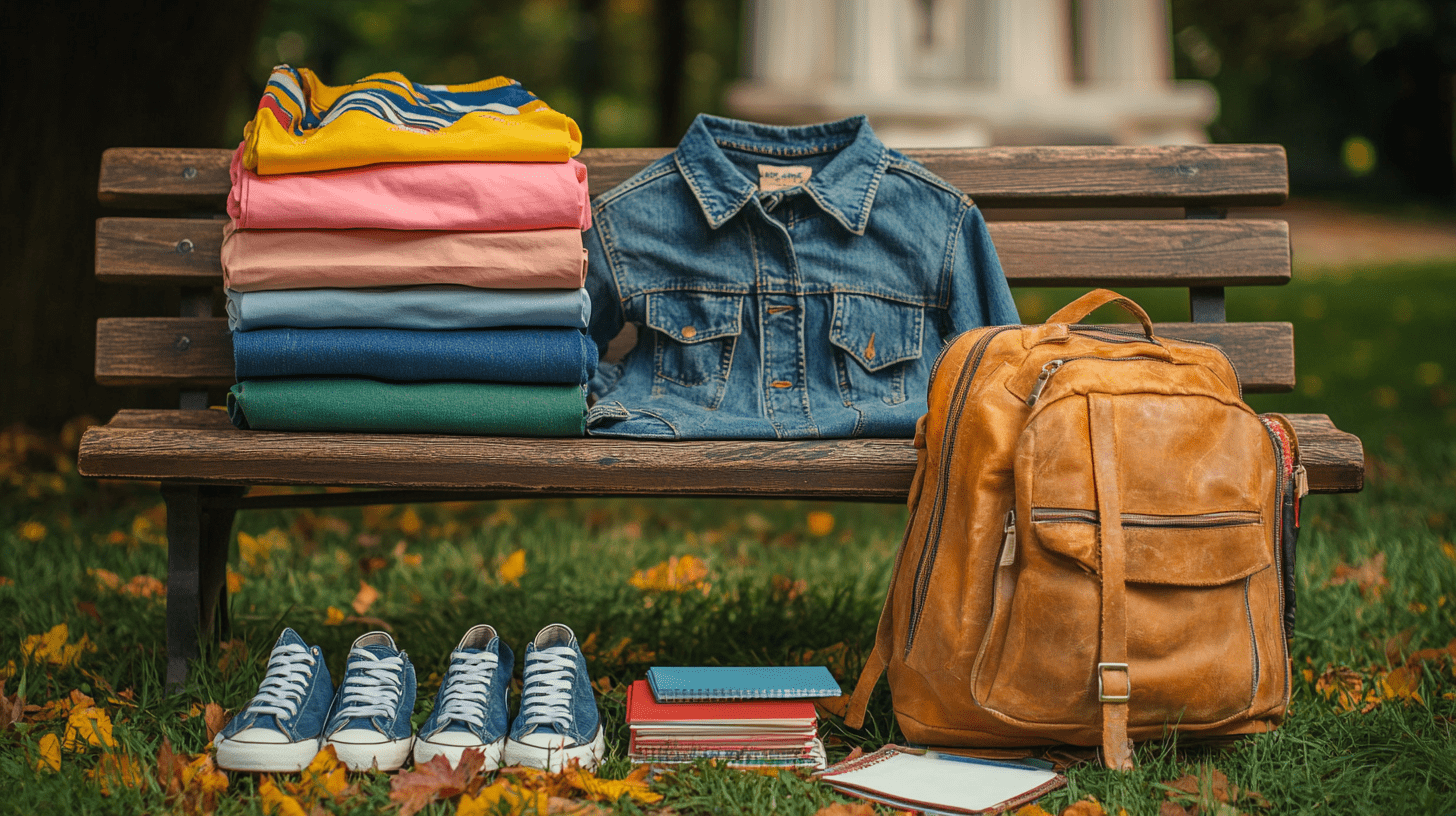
[674, 114, 890, 235]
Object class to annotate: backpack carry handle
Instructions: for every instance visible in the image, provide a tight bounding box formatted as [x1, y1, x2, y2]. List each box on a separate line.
[1045, 289, 1155, 339]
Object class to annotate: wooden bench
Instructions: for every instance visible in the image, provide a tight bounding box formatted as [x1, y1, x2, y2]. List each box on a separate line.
[78, 144, 1365, 686]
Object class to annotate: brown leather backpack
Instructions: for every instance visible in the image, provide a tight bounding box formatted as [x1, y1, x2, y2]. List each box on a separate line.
[845, 290, 1301, 769]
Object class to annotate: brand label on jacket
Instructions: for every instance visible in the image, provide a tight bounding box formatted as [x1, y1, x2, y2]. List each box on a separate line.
[757, 165, 812, 191]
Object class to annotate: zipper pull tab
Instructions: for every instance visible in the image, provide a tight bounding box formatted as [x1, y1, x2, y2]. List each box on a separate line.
[998, 509, 1017, 566]
[1026, 359, 1065, 406]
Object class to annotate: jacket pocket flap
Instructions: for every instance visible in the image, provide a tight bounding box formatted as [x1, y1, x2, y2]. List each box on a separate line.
[645, 292, 744, 344]
[829, 293, 924, 372]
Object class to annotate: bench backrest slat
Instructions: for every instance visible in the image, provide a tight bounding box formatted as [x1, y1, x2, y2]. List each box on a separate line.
[94, 316, 1295, 392]
[95, 216, 1291, 288]
[98, 145, 1288, 209]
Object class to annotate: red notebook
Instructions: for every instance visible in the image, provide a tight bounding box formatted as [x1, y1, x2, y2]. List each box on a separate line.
[626, 680, 816, 724]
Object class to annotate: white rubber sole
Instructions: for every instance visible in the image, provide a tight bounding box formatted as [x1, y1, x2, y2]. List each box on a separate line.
[326, 735, 415, 772]
[412, 735, 505, 770]
[214, 734, 322, 773]
[503, 726, 606, 772]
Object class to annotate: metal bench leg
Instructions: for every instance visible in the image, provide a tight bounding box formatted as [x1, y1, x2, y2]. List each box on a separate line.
[162, 484, 204, 689]
[162, 484, 245, 690]
[200, 486, 245, 644]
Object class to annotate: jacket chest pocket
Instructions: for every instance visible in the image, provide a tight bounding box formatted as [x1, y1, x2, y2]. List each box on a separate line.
[829, 292, 925, 407]
[646, 292, 744, 408]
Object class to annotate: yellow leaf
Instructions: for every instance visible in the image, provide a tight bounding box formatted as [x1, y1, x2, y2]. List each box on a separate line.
[325, 606, 346, 626]
[63, 705, 115, 750]
[806, 511, 835, 536]
[182, 752, 229, 795]
[21, 623, 95, 669]
[87, 751, 146, 795]
[352, 580, 380, 615]
[460, 780, 548, 815]
[226, 567, 245, 594]
[292, 745, 350, 801]
[497, 549, 527, 586]
[121, 574, 165, 599]
[1381, 666, 1424, 704]
[398, 508, 423, 537]
[239, 528, 291, 569]
[629, 555, 710, 595]
[568, 765, 663, 804]
[260, 776, 310, 816]
[33, 733, 61, 772]
[18, 521, 46, 542]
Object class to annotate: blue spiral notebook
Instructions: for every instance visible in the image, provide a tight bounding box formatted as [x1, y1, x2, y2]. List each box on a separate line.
[646, 666, 841, 702]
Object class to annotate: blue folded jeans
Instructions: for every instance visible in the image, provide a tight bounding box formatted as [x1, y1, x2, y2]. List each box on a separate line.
[233, 327, 598, 384]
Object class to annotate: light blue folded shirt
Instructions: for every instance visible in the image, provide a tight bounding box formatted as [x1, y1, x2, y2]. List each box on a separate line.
[226, 286, 591, 331]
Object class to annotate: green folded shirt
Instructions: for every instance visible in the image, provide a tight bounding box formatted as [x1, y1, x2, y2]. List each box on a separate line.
[228, 379, 586, 436]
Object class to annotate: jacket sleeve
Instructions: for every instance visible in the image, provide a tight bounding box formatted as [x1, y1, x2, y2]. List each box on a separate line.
[583, 209, 625, 360]
[949, 201, 1020, 330]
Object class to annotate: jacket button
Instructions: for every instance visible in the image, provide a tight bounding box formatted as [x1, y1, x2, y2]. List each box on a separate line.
[681, 326, 697, 339]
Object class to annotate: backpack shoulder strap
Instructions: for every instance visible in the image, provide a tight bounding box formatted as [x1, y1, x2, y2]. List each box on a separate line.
[844, 589, 894, 729]
[1090, 393, 1135, 770]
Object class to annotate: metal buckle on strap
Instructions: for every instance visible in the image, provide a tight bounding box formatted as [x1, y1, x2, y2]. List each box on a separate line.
[1097, 662, 1130, 703]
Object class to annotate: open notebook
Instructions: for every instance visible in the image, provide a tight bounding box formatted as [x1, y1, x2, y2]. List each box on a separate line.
[816, 745, 1066, 815]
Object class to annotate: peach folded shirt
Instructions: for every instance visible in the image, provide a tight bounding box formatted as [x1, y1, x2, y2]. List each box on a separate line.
[222, 225, 588, 292]
[227, 146, 592, 232]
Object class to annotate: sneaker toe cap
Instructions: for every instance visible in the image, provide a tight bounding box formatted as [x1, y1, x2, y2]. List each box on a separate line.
[423, 730, 490, 747]
[330, 727, 393, 745]
[224, 726, 295, 745]
[512, 730, 574, 750]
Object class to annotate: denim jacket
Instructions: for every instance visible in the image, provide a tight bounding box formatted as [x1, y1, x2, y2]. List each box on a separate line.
[584, 114, 1018, 439]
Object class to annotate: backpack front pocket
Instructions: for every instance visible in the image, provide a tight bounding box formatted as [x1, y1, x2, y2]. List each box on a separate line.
[972, 390, 1278, 733]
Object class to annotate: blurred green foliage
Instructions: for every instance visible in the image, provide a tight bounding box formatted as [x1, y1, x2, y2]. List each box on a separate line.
[1171, 0, 1456, 200]
[228, 0, 743, 148]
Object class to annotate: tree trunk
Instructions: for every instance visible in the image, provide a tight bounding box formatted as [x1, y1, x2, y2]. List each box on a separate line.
[0, 0, 267, 430]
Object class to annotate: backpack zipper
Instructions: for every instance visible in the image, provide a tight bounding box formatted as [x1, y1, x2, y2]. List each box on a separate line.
[1029, 508, 1263, 528]
[1025, 355, 1166, 406]
[904, 326, 1014, 656]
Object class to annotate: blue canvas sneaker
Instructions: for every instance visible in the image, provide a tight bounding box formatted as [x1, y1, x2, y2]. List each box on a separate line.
[503, 623, 605, 771]
[215, 628, 333, 772]
[323, 631, 417, 772]
[413, 624, 514, 769]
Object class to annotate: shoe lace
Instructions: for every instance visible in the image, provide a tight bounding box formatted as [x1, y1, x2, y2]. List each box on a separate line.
[245, 643, 316, 721]
[433, 649, 500, 728]
[333, 647, 406, 721]
[520, 646, 579, 730]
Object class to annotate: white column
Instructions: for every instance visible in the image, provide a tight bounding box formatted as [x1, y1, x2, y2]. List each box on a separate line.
[994, 0, 1072, 95]
[751, 0, 831, 87]
[842, 0, 904, 95]
[1080, 0, 1172, 88]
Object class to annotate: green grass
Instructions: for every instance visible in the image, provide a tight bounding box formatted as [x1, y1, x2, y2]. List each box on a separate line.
[2, 263, 1455, 814]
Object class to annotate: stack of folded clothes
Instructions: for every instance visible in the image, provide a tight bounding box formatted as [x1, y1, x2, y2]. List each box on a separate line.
[222, 65, 595, 436]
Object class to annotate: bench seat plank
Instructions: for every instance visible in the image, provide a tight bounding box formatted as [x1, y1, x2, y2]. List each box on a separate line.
[77, 409, 1362, 496]
[98, 144, 1288, 210]
[95, 216, 1290, 288]
[95, 317, 1297, 392]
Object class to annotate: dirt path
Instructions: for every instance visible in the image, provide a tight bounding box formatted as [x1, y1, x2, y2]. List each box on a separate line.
[1235, 199, 1456, 271]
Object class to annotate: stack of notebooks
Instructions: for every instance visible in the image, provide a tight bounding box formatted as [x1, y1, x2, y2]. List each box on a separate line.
[625, 666, 840, 769]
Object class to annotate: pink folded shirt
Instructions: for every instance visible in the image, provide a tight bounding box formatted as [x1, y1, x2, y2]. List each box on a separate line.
[227, 145, 591, 231]
[222, 224, 588, 292]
